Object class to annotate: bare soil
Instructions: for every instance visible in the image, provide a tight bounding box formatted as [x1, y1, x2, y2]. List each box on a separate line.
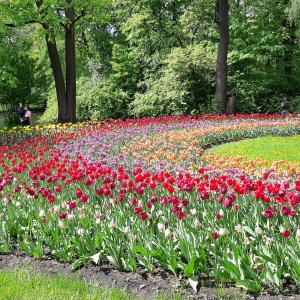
[0, 251, 300, 300]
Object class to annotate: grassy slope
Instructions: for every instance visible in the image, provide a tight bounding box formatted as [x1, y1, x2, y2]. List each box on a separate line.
[207, 135, 300, 162]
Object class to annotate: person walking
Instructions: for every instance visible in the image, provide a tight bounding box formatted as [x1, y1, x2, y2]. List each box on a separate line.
[281, 96, 290, 116]
[17, 103, 26, 126]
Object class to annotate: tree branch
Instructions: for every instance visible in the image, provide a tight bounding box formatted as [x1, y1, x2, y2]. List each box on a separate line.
[5, 20, 38, 27]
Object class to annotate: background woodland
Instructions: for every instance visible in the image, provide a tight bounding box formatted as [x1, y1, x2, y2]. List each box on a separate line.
[0, 0, 300, 123]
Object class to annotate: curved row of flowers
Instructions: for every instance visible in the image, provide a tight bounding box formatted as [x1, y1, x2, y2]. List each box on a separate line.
[0, 113, 300, 293]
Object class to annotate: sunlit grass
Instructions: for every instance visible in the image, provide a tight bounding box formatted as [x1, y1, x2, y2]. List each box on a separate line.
[0, 267, 181, 300]
[208, 135, 300, 163]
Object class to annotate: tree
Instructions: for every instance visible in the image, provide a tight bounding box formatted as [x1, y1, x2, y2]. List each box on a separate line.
[0, 26, 49, 110]
[282, 0, 296, 78]
[289, 0, 300, 24]
[0, 0, 111, 123]
[113, 0, 217, 115]
[227, 0, 300, 112]
[34, 0, 77, 123]
[215, 0, 229, 113]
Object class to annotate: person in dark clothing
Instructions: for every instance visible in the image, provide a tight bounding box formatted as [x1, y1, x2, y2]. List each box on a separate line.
[281, 96, 290, 116]
[17, 103, 26, 126]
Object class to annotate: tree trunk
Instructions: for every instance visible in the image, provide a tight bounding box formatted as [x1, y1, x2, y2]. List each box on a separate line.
[215, 0, 229, 114]
[45, 37, 68, 122]
[65, 0, 76, 124]
[36, 0, 76, 124]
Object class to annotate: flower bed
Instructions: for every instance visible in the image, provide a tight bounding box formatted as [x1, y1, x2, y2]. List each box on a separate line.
[0, 113, 299, 293]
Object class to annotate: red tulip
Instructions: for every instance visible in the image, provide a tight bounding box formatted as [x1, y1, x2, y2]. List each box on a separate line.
[134, 206, 142, 214]
[59, 212, 68, 219]
[281, 229, 291, 238]
[281, 205, 291, 216]
[139, 211, 149, 220]
[67, 200, 77, 209]
[223, 198, 232, 208]
[176, 211, 186, 220]
[149, 194, 158, 203]
[262, 207, 275, 218]
[216, 213, 222, 220]
[212, 232, 218, 239]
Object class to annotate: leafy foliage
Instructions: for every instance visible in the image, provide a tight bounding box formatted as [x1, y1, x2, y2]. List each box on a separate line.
[0, 27, 49, 110]
[1, 0, 300, 119]
[130, 45, 216, 116]
[76, 77, 130, 121]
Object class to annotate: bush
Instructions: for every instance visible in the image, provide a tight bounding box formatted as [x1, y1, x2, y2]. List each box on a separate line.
[38, 87, 58, 124]
[41, 78, 131, 123]
[129, 45, 215, 117]
[3, 112, 20, 127]
[76, 78, 130, 121]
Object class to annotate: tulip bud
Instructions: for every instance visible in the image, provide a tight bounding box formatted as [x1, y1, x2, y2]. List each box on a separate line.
[68, 214, 75, 221]
[212, 231, 218, 239]
[255, 227, 263, 235]
[219, 228, 227, 236]
[58, 221, 65, 229]
[157, 223, 165, 232]
[235, 224, 243, 233]
[165, 228, 172, 238]
[194, 219, 200, 227]
[54, 205, 60, 212]
[109, 220, 116, 229]
[281, 229, 291, 238]
[190, 208, 197, 216]
[39, 210, 46, 217]
[244, 237, 250, 245]
[77, 228, 85, 236]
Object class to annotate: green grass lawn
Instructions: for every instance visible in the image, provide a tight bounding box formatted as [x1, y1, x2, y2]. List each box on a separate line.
[208, 135, 300, 163]
[0, 267, 126, 300]
[0, 267, 180, 300]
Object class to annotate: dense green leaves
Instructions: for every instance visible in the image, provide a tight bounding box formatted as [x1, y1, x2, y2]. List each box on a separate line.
[1, 0, 300, 121]
[0, 26, 49, 110]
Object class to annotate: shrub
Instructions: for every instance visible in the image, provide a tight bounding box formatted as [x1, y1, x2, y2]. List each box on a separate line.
[129, 45, 215, 116]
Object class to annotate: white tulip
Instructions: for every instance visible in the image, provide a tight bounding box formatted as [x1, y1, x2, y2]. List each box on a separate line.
[219, 228, 227, 236]
[39, 210, 46, 217]
[194, 219, 201, 227]
[157, 223, 165, 232]
[77, 228, 85, 236]
[165, 228, 172, 238]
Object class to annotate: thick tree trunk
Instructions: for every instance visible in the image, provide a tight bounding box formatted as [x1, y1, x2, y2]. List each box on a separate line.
[215, 0, 229, 114]
[36, 0, 76, 124]
[65, 0, 76, 124]
[45, 38, 67, 122]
